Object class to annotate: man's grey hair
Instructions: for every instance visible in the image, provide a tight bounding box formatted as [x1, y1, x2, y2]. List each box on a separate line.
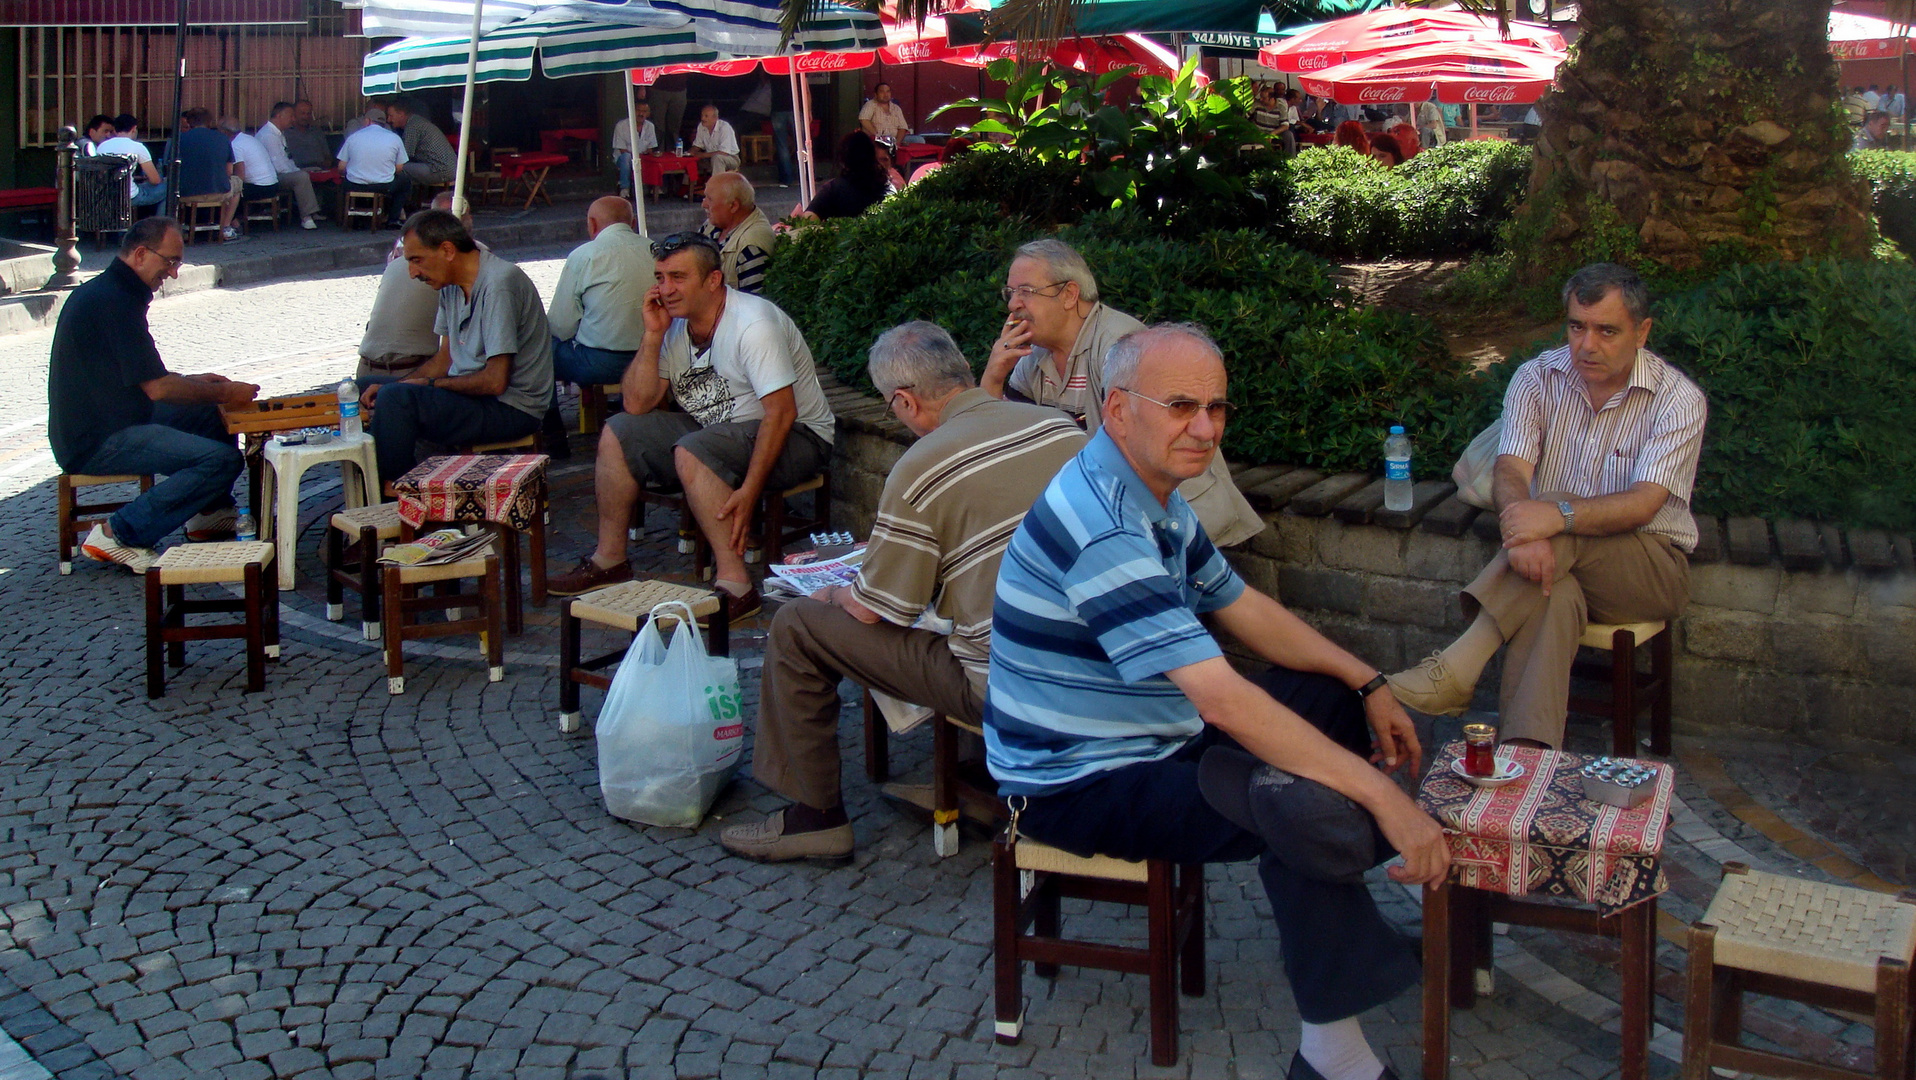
[709, 170, 756, 210]
[1562, 263, 1651, 324]
[1014, 238, 1098, 304]
[1102, 323, 1224, 395]
[216, 115, 242, 135]
[867, 321, 976, 398]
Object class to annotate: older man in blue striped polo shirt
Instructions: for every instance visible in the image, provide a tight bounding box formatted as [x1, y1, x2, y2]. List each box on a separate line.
[986, 324, 1449, 1080]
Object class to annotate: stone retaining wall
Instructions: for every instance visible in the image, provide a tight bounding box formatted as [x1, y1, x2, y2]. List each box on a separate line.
[818, 372, 1916, 747]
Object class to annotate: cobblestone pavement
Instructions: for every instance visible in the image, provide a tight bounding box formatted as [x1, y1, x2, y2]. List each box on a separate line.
[0, 259, 1905, 1080]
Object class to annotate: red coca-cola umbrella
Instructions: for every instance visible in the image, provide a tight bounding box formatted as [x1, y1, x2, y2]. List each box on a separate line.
[1259, 8, 1565, 75]
[1828, 10, 1915, 60]
[1297, 41, 1562, 106]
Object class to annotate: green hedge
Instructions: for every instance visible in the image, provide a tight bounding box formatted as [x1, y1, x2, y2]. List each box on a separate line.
[764, 199, 1497, 475]
[1852, 149, 1916, 256]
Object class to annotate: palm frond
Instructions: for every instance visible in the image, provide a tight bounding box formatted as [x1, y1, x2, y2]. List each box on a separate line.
[979, 0, 1083, 51]
[777, 0, 880, 48]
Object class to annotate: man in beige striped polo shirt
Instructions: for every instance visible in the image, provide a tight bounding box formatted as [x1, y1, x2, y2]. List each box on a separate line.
[1389, 263, 1707, 748]
[722, 321, 1087, 864]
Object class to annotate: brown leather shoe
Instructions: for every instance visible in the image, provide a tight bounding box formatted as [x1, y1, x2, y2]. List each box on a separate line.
[719, 810, 853, 866]
[548, 556, 633, 597]
[723, 582, 762, 622]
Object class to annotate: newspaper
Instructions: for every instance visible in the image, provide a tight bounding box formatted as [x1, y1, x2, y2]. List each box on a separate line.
[763, 545, 866, 598]
[377, 528, 495, 567]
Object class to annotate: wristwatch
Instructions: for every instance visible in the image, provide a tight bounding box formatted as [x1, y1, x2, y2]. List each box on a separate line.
[1557, 500, 1576, 534]
[1354, 673, 1389, 701]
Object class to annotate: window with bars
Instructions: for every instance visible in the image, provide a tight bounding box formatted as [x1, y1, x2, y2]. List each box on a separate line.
[16, 17, 371, 146]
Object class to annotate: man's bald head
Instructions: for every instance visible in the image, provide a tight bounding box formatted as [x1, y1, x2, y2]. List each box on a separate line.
[429, 190, 472, 230]
[701, 171, 755, 233]
[586, 195, 635, 237]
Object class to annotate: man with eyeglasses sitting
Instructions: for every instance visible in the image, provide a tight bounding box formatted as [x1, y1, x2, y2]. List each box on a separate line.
[981, 239, 1263, 548]
[47, 216, 259, 573]
[547, 232, 835, 622]
[986, 323, 1447, 1080]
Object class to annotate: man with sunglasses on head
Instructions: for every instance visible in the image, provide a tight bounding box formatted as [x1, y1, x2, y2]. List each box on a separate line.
[982, 239, 1263, 548]
[718, 321, 1085, 865]
[547, 232, 835, 622]
[986, 323, 1446, 1080]
[47, 217, 258, 573]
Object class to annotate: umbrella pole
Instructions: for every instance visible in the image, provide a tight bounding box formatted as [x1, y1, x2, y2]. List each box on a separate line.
[1470, 102, 1477, 139]
[625, 75, 647, 235]
[796, 65, 819, 207]
[451, 0, 485, 217]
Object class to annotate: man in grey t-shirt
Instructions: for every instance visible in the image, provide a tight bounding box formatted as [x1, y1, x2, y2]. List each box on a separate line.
[363, 209, 553, 484]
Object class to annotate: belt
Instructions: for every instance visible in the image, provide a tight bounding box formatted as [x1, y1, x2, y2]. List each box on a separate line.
[360, 353, 432, 372]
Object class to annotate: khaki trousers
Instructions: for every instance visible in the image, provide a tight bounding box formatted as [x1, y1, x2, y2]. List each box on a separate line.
[753, 599, 984, 810]
[275, 169, 320, 219]
[1463, 531, 1689, 747]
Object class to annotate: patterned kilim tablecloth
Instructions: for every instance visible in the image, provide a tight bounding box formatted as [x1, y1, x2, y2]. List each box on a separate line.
[390, 454, 548, 532]
[1417, 742, 1673, 914]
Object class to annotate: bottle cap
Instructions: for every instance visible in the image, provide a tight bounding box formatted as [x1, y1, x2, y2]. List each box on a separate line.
[1390, 425, 1405, 434]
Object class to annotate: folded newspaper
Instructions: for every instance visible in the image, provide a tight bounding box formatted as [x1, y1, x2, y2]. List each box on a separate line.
[763, 545, 867, 598]
[376, 528, 495, 567]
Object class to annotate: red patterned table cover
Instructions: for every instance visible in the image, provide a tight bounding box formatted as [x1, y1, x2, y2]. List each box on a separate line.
[1417, 742, 1673, 914]
[390, 454, 548, 532]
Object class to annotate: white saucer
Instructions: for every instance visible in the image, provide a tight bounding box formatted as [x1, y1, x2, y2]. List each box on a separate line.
[1451, 756, 1526, 788]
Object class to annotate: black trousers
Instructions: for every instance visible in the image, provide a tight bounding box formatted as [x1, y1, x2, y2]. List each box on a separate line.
[369, 382, 540, 483]
[1017, 667, 1421, 1024]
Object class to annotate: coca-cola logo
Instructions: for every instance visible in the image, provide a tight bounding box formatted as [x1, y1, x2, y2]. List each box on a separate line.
[1357, 85, 1408, 102]
[1299, 56, 1330, 70]
[1461, 85, 1518, 103]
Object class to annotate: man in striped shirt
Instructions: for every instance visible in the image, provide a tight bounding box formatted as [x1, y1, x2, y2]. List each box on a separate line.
[720, 322, 1086, 865]
[1389, 263, 1706, 748]
[987, 324, 1447, 1080]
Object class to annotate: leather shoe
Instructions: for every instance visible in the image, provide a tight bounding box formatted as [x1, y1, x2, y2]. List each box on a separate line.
[548, 556, 633, 597]
[1288, 1054, 1398, 1080]
[1386, 652, 1474, 716]
[723, 583, 762, 622]
[720, 809, 853, 866]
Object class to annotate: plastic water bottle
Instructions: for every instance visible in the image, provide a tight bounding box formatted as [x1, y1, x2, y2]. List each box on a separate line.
[337, 379, 362, 438]
[236, 505, 257, 543]
[675, 135, 684, 156]
[1384, 425, 1413, 512]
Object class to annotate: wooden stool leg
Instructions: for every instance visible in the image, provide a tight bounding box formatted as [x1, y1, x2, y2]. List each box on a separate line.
[528, 503, 547, 607]
[992, 837, 1026, 1046]
[145, 569, 165, 698]
[1681, 924, 1716, 1080]
[265, 560, 281, 660]
[1147, 861, 1179, 1067]
[863, 690, 889, 784]
[383, 566, 406, 695]
[559, 598, 582, 733]
[932, 716, 959, 858]
[359, 525, 382, 639]
[497, 525, 524, 635]
[1618, 899, 1654, 1080]
[166, 584, 186, 668]
[58, 475, 77, 574]
[761, 489, 786, 565]
[483, 554, 505, 682]
[1875, 956, 1911, 1080]
[1422, 881, 1454, 1080]
[242, 563, 266, 692]
[706, 600, 729, 658]
[1033, 880, 1061, 978]
[1611, 629, 1638, 757]
[325, 524, 345, 621]
[1180, 865, 1205, 998]
[1650, 629, 1673, 756]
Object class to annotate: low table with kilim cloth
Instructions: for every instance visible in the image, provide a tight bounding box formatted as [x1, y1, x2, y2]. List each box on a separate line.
[1418, 742, 1676, 1080]
[389, 454, 549, 633]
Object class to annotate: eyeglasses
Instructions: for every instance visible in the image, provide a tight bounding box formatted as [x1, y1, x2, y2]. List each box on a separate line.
[650, 231, 721, 261]
[1119, 387, 1233, 425]
[146, 248, 185, 269]
[1001, 281, 1069, 303]
[886, 385, 915, 410]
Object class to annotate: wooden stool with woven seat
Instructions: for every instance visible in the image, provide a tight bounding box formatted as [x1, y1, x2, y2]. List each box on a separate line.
[558, 578, 728, 733]
[144, 541, 279, 698]
[381, 547, 504, 695]
[57, 473, 153, 574]
[862, 691, 1005, 858]
[994, 830, 1206, 1067]
[325, 502, 404, 640]
[178, 193, 227, 243]
[1684, 862, 1916, 1080]
[637, 472, 830, 574]
[242, 191, 284, 233]
[343, 190, 386, 230]
[1570, 620, 1673, 756]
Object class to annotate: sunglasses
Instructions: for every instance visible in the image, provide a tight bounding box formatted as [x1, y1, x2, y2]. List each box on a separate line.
[1120, 387, 1233, 425]
[650, 231, 721, 261]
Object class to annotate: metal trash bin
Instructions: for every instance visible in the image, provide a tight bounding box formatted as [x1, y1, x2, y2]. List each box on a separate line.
[74, 154, 135, 242]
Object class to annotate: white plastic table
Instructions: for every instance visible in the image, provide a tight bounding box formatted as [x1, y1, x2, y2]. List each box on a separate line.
[260, 432, 379, 590]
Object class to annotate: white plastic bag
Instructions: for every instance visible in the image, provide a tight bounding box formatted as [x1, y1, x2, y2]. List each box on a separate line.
[1451, 417, 1503, 510]
[596, 601, 744, 828]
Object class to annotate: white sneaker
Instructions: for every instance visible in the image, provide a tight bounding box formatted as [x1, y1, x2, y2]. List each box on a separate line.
[80, 524, 158, 574]
[184, 507, 238, 542]
[221, 225, 248, 241]
[302, 217, 318, 230]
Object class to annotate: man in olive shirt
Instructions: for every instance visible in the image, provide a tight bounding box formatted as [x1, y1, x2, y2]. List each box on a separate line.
[720, 321, 1087, 865]
[386, 98, 458, 186]
[364, 210, 553, 483]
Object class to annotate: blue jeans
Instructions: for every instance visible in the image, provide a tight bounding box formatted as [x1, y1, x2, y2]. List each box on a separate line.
[552, 337, 634, 388]
[369, 382, 541, 483]
[771, 110, 798, 184]
[1015, 667, 1421, 1024]
[616, 151, 633, 194]
[80, 403, 243, 549]
[132, 179, 168, 208]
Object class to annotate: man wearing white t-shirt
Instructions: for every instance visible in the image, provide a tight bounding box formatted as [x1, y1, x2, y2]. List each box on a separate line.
[548, 232, 835, 621]
[858, 83, 910, 144]
[220, 116, 298, 231]
[336, 116, 412, 228]
[97, 115, 166, 207]
[256, 102, 323, 229]
[690, 104, 740, 180]
[612, 102, 658, 197]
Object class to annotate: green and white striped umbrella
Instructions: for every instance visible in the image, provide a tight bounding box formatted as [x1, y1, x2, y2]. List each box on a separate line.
[363, 14, 716, 92]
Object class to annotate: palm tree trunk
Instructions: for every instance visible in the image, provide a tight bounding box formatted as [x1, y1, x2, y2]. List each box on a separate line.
[1519, 0, 1872, 274]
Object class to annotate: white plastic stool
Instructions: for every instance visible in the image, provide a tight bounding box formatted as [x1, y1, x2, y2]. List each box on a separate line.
[260, 433, 380, 590]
